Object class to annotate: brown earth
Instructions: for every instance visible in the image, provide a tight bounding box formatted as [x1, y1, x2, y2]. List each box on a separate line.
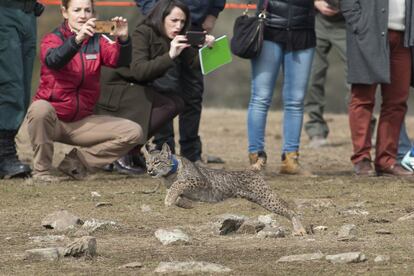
[1, 109, 414, 275]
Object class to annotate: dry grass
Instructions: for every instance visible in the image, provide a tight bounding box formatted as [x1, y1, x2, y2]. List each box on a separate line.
[1, 108, 414, 275]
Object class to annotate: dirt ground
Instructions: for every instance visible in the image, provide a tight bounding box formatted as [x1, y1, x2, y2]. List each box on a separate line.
[1, 109, 414, 275]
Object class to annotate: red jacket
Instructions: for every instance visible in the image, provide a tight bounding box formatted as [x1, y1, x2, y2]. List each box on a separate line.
[34, 21, 131, 122]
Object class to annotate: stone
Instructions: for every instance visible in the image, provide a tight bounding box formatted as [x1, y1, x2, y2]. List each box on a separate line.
[82, 219, 117, 233]
[257, 225, 286, 238]
[257, 214, 274, 225]
[326, 252, 367, 264]
[295, 199, 335, 210]
[141, 204, 152, 212]
[340, 209, 369, 216]
[154, 261, 231, 273]
[213, 214, 248, 235]
[368, 217, 391, 224]
[313, 225, 328, 233]
[374, 255, 390, 263]
[95, 202, 112, 208]
[337, 224, 357, 241]
[154, 229, 191, 246]
[24, 248, 60, 261]
[63, 236, 97, 258]
[41, 210, 83, 231]
[118, 262, 143, 269]
[277, 252, 325, 262]
[90, 191, 101, 198]
[29, 235, 66, 243]
[236, 219, 265, 234]
[375, 229, 392, 235]
[397, 212, 414, 221]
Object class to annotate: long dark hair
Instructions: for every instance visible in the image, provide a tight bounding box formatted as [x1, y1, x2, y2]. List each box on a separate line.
[144, 0, 191, 37]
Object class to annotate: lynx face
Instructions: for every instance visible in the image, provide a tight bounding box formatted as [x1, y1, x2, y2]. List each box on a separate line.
[144, 144, 174, 178]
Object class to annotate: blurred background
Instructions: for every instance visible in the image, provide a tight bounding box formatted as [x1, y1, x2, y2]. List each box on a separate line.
[34, 1, 414, 114]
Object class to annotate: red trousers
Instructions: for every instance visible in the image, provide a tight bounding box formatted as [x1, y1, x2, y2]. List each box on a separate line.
[349, 30, 412, 170]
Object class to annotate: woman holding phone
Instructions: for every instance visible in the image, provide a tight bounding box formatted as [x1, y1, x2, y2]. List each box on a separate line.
[96, 0, 215, 174]
[26, 0, 142, 181]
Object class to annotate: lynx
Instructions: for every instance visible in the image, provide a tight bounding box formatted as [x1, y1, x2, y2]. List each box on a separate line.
[141, 143, 306, 236]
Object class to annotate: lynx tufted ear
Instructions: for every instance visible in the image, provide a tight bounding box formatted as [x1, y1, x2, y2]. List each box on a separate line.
[141, 143, 150, 159]
[161, 143, 171, 158]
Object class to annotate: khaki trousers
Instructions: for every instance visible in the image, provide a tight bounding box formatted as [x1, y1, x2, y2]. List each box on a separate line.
[26, 100, 143, 176]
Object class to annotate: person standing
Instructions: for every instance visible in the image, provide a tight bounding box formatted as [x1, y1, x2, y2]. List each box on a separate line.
[247, 0, 316, 174]
[340, 0, 414, 176]
[135, 0, 226, 163]
[0, 0, 43, 178]
[304, 0, 346, 148]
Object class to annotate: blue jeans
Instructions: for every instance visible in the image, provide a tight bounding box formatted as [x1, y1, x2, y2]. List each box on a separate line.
[247, 40, 315, 153]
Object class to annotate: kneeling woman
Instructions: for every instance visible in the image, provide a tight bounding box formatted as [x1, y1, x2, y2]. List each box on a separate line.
[96, 0, 214, 174]
[27, 0, 142, 181]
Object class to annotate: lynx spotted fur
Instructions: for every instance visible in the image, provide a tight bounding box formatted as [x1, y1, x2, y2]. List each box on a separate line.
[142, 143, 306, 236]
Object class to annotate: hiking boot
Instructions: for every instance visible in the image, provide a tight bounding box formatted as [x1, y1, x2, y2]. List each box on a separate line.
[307, 135, 328, 149]
[280, 152, 300, 174]
[249, 151, 267, 171]
[353, 158, 375, 176]
[376, 164, 414, 177]
[57, 148, 88, 180]
[0, 130, 31, 179]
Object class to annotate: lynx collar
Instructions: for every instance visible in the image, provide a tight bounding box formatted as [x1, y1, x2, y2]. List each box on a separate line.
[166, 155, 179, 177]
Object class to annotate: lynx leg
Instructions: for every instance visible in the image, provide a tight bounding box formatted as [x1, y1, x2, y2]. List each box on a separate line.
[176, 196, 194, 209]
[164, 181, 190, 207]
[291, 216, 306, 236]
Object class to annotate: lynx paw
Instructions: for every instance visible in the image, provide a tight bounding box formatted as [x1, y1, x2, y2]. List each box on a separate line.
[292, 216, 307, 236]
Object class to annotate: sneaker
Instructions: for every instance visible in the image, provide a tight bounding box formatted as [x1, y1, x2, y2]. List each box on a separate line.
[401, 151, 414, 172]
[113, 155, 145, 175]
[307, 136, 328, 149]
[249, 151, 267, 171]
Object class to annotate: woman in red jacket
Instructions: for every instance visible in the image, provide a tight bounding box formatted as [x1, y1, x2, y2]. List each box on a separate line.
[26, 0, 142, 181]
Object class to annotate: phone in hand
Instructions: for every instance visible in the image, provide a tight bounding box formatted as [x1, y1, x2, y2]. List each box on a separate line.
[186, 31, 206, 47]
[94, 20, 116, 33]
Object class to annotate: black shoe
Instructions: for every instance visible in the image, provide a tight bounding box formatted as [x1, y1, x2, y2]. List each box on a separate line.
[113, 155, 145, 175]
[0, 155, 31, 179]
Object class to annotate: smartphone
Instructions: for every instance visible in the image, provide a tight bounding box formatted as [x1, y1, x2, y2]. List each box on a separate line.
[94, 20, 116, 33]
[186, 31, 206, 47]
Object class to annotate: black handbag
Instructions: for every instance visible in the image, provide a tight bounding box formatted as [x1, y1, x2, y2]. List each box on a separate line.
[230, 0, 269, 59]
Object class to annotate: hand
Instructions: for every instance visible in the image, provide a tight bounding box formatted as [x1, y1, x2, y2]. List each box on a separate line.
[169, 35, 190, 59]
[315, 1, 339, 16]
[75, 18, 96, 44]
[204, 34, 215, 48]
[202, 15, 217, 33]
[111, 16, 128, 42]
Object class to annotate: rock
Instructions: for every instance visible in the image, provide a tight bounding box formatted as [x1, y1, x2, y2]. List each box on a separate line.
[24, 248, 60, 261]
[313, 225, 328, 233]
[82, 219, 117, 233]
[257, 214, 275, 225]
[29, 235, 66, 243]
[397, 212, 414, 221]
[154, 229, 190, 246]
[277, 252, 325, 262]
[90, 191, 101, 198]
[141, 204, 152, 212]
[237, 219, 265, 234]
[368, 217, 391, 224]
[340, 209, 369, 216]
[295, 199, 335, 210]
[119, 262, 143, 269]
[375, 229, 392, 235]
[214, 214, 248, 235]
[257, 226, 286, 238]
[63, 236, 97, 258]
[154, 261, 231, 273]
[95, 202, 112, 208]
[374, 255, 390, 263]
[326, 252, 367, 264]
[41, 210, 83, 231]
[337, 224, 357, 241]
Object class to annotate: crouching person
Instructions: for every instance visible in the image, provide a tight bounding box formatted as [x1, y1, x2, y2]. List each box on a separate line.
[26, 0, 142, 181]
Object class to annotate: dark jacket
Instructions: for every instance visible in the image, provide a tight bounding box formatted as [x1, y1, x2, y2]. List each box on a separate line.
[135, 0, 226, 26]
[258, 0, 315, 30]
[34, 21, 131, 122]
[340, 0, 414, 85]
[95, 23, 197, 141]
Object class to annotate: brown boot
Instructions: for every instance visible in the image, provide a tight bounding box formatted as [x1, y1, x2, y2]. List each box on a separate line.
[249, 151, 267, 171]
[280, 152, 311, 175]
[58, 148, 88, 180]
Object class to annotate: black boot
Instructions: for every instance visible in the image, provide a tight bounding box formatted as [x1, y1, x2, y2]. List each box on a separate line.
[0, 130, 31, 179]
[113, 153, 145, 175]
